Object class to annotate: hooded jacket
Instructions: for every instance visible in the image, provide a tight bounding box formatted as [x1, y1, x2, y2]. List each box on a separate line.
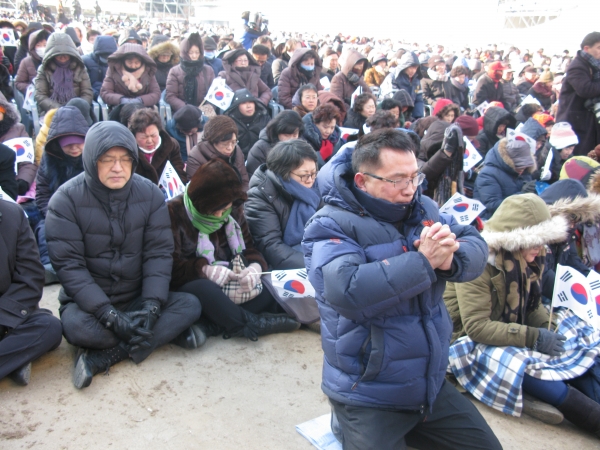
[134, 129, 187, 185]
[303, 143, 488, 411]
[219, 49, 272, 106]
[421, 73, 452, 107]
[444, 194, 567, 346]
[318, 90, 347, 124]
[101, 44, 160, 107]
[278, 48, 323, 110]
[520, 117, 550, 179]
[186, 140, 249, 191]
[556, 51, 600, 156]
[15, 29, 49, 94]
[147, 36, 180, 92]
[165, 33, 215, 112]
[45, 121, 173, 318]
[246, 128, 275, 177]
[224, 88, 270, 158]
[385, 52, 424, 119]
[302, 112, 341, 166]
[34, 32, 93, 113]
[82, 35, 118, 100]
[119, 28, 142, 46]
[541, 179, 600, 276]
[474, 139, 535, 219]
[330, 50, 370, 107]
[246, 164, 321, 269]
[0, 98, 32, 191]
[476, 106, 516, 157]
[13, 22, 43, 74]
[473, 73, 505, 106]
[35, 106, 89, 216]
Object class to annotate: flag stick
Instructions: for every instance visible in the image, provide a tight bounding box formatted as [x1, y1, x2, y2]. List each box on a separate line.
[548, 305, 554, 331]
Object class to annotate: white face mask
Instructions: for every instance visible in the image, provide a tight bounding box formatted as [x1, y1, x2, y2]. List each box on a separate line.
[35, 47, 45, 58]
[138, 135, 162, 153]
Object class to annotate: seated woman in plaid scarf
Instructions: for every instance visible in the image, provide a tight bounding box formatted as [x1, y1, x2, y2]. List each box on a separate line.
[444, 194, 600, 438]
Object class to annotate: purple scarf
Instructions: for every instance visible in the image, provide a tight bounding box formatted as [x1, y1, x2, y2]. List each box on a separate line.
[50, 59, 75, 104]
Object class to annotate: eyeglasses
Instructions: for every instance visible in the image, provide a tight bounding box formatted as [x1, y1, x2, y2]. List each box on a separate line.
[362, 172, 425, 189]
[290, 171, 318, 182]
[97, 156, 135, 167]
[215, 139, 239, 150]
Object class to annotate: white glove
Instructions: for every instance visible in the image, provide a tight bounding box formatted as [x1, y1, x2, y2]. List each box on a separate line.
[237, 263, 262, 293]
[202, 264, 238, 287]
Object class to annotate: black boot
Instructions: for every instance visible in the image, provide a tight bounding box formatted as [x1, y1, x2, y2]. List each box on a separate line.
[72, 345, 129, 389]
[172, 318, 224, 349]
[8, 362, 32, 386]
[224, 310, 300, 341]
[557, 386, 600, 438]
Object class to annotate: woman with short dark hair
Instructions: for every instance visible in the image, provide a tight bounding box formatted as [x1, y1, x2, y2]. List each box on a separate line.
[129, 108, 187, 185]
[302, 103, 342, 165]
[292, 83, 319, 118]
[448, 65, 470, 111]
[366, 110, 400, 131]
[246, 140, 321, 269]
[246, 110, 304, 176]
[343, 92, 376, 133]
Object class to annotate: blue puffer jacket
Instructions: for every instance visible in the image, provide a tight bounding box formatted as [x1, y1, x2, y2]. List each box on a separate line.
[389, 52, 424, 119]
[302, 144, 488, 411]
[82, 36, 118, 100]
[474, 139, 534, 219]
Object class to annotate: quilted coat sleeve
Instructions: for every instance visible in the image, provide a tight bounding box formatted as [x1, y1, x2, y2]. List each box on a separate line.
[277, 68, 294, 109]
[165, 67, 186, 111]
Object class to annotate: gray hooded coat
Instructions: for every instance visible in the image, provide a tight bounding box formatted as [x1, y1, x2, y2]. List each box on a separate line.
[45, 121, 173, 320]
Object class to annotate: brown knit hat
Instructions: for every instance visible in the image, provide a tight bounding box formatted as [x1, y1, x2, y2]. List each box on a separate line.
[202, 116, 238, 145]
[187, 158, 247, 214]
[539, 69, 554, 83]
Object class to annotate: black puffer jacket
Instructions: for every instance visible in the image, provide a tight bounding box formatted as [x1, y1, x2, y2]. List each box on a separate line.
[45, 121, 173, 319]
[224, 88, 270, 159]
[476, 106, 516, 157]
[35, 106, 89, 216]
[246, 128, 275, 176]
[245, 164, 306, 269]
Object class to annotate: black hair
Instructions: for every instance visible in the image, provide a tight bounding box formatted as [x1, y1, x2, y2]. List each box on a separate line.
[266, 139, 317, 180]
[352, 93, 377, 114]
[380, 98, 402, 111]
[265, 110, 304, 143]
[252, 44, 270, 56]
[352, 129, 416, 173]
[581, 32, 600, 50]
[366, 110, 399, 131]
[297, 83, 318, 101]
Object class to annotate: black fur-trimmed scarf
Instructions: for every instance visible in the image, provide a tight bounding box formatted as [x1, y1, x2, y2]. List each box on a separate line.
[181, 59, 204, 105]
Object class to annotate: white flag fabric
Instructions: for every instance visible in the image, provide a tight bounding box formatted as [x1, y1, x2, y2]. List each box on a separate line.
[5, 138, 35, 173]
[0, 187, 16, 203]
[350, 86, 362, 109]
[439, 193, 486, 225]
[521, 95, 542, 106]
[463, 137, 482, 171]
[476, 101, 489, 117]
[338, 127, 359, 140]
[586, 270, 600, 329]
[271, 269, 315, 299]
[0, 29, 17, 47]
[204, 78, 235, 110]
[506, 128, 537, 155]
[158, 161, 185, 200]
[320, 77, 331, 90]
[540, 147, 553, 181]
[23, 85, 35, 112]
[552, 264, 598, 329]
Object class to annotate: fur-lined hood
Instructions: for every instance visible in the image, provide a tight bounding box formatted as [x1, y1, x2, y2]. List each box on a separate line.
[493, 138, 537, 174]
[481, 193, 569, 252]
[547, 194, 600, 224]
[147, 40, 180, 65]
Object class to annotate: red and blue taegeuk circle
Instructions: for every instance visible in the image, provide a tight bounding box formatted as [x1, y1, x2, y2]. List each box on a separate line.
[453, 203, 469, 212]
[14, 144, 25, 156]
[595, 295, 600, 315]
[571, 283, 588, 305]
[463, 149, 470, 159]
[215, 91, 224, 101]
[283, 280, 305, 294]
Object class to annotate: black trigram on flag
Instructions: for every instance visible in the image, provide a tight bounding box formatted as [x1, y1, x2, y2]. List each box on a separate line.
[472, 204, 479, 211]
[557, 291, 569, 303]
[296, 269, 308, 279]
[275, 271, 286, 281]
[560, 272, 573, 283]
[282, 291, 294, 297]
[459, 215, 469, 223]
[588, 309, 595, 319]
[590, 280, 600, 291]
[452, 197, 462, 204]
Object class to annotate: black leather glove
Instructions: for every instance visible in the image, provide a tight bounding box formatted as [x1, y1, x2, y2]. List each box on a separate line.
[102, 309, 153, 348]
[130, 301, 161, 333]
[442, 124, 464, 156]
[534, 328, 567, 356]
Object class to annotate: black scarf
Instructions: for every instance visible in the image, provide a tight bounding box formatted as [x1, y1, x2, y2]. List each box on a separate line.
[351, 183, 414, 224]
[181, 59, 204, 105]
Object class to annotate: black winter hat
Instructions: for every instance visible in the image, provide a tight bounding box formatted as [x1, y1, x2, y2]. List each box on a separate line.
[173, 105, 202, 131]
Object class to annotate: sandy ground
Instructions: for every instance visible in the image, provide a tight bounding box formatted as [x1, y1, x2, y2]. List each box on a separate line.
[0, 284, 598, 449]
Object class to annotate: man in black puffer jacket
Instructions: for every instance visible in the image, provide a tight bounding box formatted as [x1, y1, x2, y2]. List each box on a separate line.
[46, 121, 202, 389]
[224, 88, 270, 159]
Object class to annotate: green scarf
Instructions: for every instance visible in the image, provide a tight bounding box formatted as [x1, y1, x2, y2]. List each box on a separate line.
[183, 186, 231, 234]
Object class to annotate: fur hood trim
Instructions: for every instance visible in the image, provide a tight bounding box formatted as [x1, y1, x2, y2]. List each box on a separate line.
[548, 193, 600, 224]
[481, 214, 569, 251]
[497, 138, 536, 174]
[588, 171, 600, 195]
[147, 41, 180, 65]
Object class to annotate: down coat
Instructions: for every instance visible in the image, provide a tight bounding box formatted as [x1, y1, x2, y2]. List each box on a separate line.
[100, 44, 160, 107]
[147, 36, 180, 92]
[82, 35, 118, 100]
[45, 121, 173, 318]
[134, 129, 187, 185]
[186, 140, 249, 191]
[220, 49, 272, 106]
[383, 52, 424, 119]
[246, 128, 275, 176]
[34, 32, 93, 113]
[0, 98, 33, 192]
[165, 33, 215, 112]
[476, 106, 516, 157]
[224, 88, 270, 158]
[15, 29, 49, 94]
[302, 144, 488, 411]
[330, 50, 369, 108]
[474, 139, 535, 219]
[278, 48, 323, 110]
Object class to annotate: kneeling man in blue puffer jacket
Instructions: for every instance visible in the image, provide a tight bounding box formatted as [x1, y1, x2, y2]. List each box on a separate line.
[303, 129, 502, 450]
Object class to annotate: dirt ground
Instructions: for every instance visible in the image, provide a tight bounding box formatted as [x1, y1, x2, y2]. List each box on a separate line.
[0, 284, 598, 449]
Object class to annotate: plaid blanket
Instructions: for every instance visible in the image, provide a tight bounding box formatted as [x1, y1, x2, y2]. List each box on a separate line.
[448, 308, 600, 416]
